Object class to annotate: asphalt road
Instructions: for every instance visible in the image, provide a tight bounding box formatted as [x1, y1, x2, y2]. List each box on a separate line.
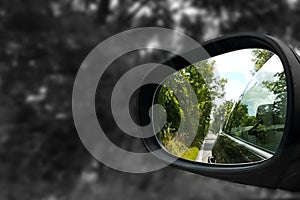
[196, 133, 218, 163]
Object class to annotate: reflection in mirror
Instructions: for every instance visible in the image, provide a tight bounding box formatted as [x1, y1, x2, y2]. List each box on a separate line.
[153, 49, 287, 165]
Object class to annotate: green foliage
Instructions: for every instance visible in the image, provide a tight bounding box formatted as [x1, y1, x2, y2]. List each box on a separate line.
[263, 72, 287, 94]
[159, 122, 176, 146]
[210, 100, 234, 134]
[159, 122, 199, 159]
[181, 147, 200, 161]
[157, 60, 227, 158]
[164, 139, 189, 157]
[163, 140, 200, 161]
[255, 124, 268, 141]
[224, 102, 253, 134]
[157, 87, 182, 132]
[263, 72, 288, 125]
[251, 49, 274, 75]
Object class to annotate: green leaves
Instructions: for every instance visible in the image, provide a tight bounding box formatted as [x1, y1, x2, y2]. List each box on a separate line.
[251, 49, 274, 75]
[157, 59, 227, 158]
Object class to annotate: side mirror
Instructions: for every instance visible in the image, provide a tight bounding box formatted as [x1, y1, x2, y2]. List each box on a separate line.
[137, 33, 300, 191]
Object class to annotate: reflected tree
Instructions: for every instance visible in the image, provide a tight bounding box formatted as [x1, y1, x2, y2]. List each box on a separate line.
[210, 100, 234, 134]
[251, 49, 274, 75]
[157, 60, 226, 160]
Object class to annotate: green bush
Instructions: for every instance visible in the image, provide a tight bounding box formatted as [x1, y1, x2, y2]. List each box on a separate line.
[164, 139, 200, 161]
[165, 139, 188, 156]
[181, 147, 200, 160]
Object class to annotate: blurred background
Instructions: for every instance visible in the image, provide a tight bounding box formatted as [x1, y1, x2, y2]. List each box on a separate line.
[1, 0, 300, 199]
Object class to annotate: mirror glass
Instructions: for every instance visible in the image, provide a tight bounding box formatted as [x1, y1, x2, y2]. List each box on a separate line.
[153, 49, 287, 164]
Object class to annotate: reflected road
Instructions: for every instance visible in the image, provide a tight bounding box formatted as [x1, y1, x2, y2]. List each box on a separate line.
[196, 133, 218, 163]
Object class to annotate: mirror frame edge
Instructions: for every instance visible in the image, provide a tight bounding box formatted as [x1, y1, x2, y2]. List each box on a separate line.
[137, 33, 300, 191]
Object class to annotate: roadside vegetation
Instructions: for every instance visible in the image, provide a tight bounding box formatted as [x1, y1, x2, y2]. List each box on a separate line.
[156, 60, 227, 160]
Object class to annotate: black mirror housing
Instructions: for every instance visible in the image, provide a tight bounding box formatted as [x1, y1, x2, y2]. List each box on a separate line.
[137, 33, 300, 191]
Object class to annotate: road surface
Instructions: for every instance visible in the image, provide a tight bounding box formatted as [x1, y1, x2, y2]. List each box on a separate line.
[196, 133, 218, 163]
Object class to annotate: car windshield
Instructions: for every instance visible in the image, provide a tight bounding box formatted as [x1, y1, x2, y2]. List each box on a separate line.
[223, 55, 287, 153]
